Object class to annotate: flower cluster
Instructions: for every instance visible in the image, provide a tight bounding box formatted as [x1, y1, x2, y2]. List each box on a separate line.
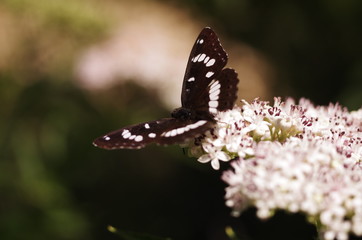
[188, 97, 362, 240]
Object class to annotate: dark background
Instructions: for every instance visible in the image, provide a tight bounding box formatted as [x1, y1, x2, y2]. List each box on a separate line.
[0, 0, 361, 239]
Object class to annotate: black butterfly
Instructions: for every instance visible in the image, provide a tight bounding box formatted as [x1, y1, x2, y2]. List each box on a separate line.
[93, 27, 239, 149]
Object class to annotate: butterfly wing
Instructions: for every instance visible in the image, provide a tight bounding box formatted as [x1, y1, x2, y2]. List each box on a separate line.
[93, 118, 214, 149]
[181, 27, 238, 115]
[207, 68, 239, 114]
[93, 27, 238, 150]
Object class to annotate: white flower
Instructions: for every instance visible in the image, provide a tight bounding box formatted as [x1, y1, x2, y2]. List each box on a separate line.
[187, 97, 362, 239]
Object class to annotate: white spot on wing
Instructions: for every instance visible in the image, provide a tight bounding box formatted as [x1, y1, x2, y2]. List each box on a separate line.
[123, 132, 131, 139]
[209, 80, 220, 91]
[187, 77, 195, 82]
[144, 123, 150, 129]
[206, 58, 215, 67]
[194, 120, 207, 127]
[209, 100, 219, 108]
[192, 54, 201, 62]
[208, 95, 219, 113]
[209, 108, 217, 114]
[206, 71, 214, 78]
[104, 136, 110, 141]
[204, 56, 210, 63]
[148, 133, 156, 138]
[135, 135, 143, 142]
[161, 120, 208, 138]
[171, 129, 177, 137]
[199, 39, 204, 44]
[176, 128, 184, 134]
[210, 89, 220, 100]
[198, 53, 206, 62]
[187, 120, 208, 130]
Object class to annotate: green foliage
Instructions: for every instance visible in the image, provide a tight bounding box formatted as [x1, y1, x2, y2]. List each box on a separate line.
[225, 226, 240, 240]
[0, 76, 197, 240]
[0, 77, 97, 239]
[2, 0, 110, 40]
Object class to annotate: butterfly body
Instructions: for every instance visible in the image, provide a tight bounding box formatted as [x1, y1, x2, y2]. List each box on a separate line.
[93, 27, 239, 149]
[171, 106, 213, 121]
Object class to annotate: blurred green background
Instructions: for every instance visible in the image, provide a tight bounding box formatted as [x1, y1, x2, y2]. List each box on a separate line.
[0, 0, 361, 240]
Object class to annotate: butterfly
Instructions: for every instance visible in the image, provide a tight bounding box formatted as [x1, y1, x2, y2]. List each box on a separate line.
[93, 27, 239, 149]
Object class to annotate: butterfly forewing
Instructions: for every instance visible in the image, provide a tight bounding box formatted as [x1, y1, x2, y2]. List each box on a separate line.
[181, 27, 228, 110]
[93, 118, 214, 149]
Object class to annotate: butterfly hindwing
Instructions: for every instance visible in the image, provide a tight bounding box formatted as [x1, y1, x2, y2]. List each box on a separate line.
[181, 27, 228, 111]
[208, 68, 239, 113]
[93, 118, 214, 149]
[188, 67, 239, 116]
